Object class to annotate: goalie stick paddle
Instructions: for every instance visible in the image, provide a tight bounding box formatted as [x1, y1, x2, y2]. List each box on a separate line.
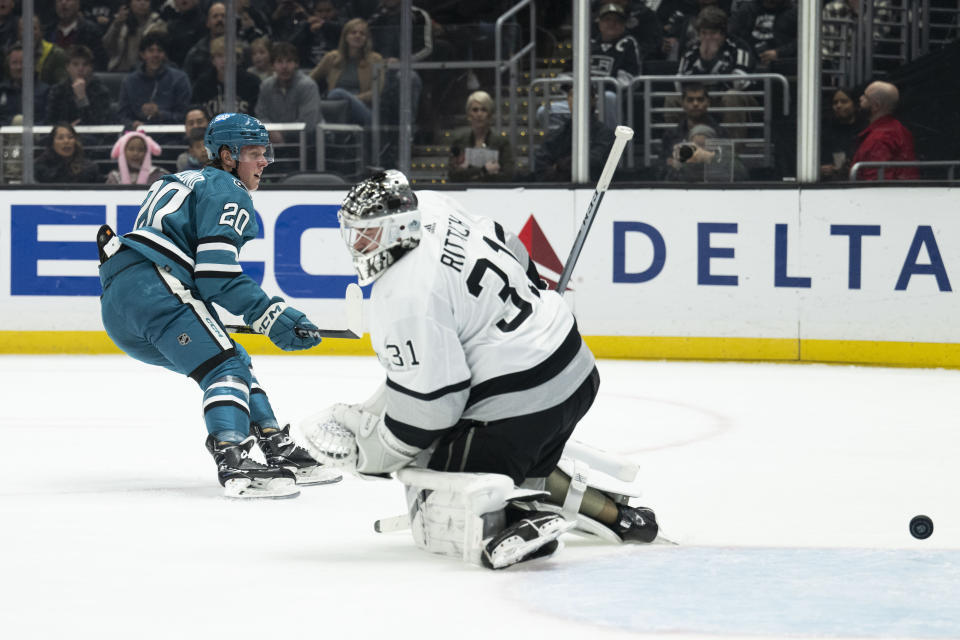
[226, 282, 364, 340]
[556, 125, 634, 295]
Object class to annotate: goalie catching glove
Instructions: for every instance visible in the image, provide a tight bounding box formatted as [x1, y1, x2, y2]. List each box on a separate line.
[299, 403, 421, 475]
[251, 297, 321, 351]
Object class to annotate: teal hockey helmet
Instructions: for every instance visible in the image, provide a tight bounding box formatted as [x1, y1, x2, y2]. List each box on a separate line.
[204, 112, 274, 163]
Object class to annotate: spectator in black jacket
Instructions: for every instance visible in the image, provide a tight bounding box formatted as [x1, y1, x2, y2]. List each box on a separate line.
[659, 82, 728, 168]
[729, 0, 797, 70]
[46, 45, 115, 125]
[675, 6, 756, 137]
[271, 0, 311, 43]
[117, 31, 191, 127]
[592, 0, 664, 61]
[819, 86, 864, 181]
[35, 122, 101, 183]
[83, 0, 120, 33]
[534, 85, 616, 183]
[677, 6, 755, 90]
[0, 45, 51, 125]
[182, 1, 227, 82]
[292, 0, 343, 68]
[47, 0, 109, 70]
[591, 3, 641, 125]
[0, 0, 18, 53]
[158, 0, 206, 68]
[191, 36, 261, 117]
[237, 0, 270, 44]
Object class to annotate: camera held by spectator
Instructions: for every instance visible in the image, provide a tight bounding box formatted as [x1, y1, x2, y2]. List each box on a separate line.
[674, 141, 698, 163]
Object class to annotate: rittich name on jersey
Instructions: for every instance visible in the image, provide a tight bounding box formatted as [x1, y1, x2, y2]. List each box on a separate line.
[440, 214, 471, 272]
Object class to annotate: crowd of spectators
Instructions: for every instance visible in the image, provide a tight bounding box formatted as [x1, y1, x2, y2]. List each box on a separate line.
[0, 0, 947, 184]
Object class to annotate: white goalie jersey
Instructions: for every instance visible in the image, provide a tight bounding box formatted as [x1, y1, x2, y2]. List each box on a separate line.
[368, 191, 597, 451]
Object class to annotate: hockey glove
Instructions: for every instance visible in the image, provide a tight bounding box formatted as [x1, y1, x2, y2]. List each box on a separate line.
[252, 297, 322, 351]
[299, 403, 421, 475]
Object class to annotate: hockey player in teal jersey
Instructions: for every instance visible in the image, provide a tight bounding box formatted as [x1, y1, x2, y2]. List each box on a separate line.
[98, 112, 341, 498]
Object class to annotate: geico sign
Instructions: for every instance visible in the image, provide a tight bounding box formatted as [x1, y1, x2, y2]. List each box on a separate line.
[9, 203, 352, 298]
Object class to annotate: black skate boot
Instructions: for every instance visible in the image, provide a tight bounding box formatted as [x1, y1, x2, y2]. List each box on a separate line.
[205, 434, 300, 499]
[481, 511, 575, 570]
[609, 504, 659, 543]
[251, 423, 342, 486]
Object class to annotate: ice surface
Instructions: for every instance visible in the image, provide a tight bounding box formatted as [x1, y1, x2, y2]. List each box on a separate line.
[1, 355, 957, 640]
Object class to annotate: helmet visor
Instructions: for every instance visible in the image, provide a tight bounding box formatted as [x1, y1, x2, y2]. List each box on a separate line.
[237, 144, 274, 165]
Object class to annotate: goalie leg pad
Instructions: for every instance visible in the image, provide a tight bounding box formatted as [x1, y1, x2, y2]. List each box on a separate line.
[541, 445, 657, 543]
[398, 468, 549, 566]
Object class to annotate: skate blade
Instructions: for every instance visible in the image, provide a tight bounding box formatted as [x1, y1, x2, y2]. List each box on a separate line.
[291, 466, 343, 486]
[650, 532, 679, 545]
[486, 520, 576, 569]
[223, 477, 300, 499]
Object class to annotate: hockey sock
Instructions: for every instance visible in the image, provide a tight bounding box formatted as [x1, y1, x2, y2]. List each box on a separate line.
[212, 429, 247, 444]
[249, 385, 280, 435]
[545, 469, 619, 525]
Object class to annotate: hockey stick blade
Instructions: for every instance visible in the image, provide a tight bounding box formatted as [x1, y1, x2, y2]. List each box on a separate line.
[556, 125, 633, 295]
[374, 514, 410, 533]
[226, 283, 364, 339]
[225, 324, 360, 339]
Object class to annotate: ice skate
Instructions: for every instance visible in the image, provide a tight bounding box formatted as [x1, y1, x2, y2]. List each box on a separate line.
[481, 511, 575, 570]
[609, 504, 659, 543]
[205, 434, 300, 499]
[251, 423, 342, 486]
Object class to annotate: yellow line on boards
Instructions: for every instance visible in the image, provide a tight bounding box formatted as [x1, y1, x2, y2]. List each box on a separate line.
[0, 331, 374, 356]
[584, 336, 799, 361]
[0, 332, 957, 369]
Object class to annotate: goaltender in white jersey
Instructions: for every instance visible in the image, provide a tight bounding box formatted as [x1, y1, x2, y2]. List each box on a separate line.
[370, 190, 596, 449]
[302, 171, 661, 569]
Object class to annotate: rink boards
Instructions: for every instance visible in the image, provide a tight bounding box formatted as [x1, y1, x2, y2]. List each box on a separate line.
[1, 185, 958, 367]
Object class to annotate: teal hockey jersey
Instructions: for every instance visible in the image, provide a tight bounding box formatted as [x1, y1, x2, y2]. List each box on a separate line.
[120, 167, 273, 325]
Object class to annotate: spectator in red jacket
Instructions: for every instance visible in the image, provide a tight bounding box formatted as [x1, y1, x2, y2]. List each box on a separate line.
[850, 80, 920, 181]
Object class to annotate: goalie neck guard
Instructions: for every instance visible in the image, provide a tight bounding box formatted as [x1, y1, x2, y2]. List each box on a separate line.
[339, 170, 421, 286]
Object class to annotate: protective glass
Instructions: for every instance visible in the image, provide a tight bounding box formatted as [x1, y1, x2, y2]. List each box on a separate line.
[238, 144, 274, 164]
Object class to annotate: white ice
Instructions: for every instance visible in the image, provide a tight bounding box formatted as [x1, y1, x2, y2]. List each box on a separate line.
[1, 355, 958, 640]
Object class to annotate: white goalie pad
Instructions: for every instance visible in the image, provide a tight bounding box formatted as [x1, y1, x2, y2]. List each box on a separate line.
[562, 439, 639, 482]
[398, 468, 545, 565]
[549, 440, 645, 543]
[559, 439, 643, 500]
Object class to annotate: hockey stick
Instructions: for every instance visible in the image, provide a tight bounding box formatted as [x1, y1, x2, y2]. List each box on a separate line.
[555, 125, 634, 295]
[374, 514, 409, 533]
[226, 282, 364, 339]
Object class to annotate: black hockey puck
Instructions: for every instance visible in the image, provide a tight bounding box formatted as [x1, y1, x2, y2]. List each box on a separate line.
[909, 515, 933, 540]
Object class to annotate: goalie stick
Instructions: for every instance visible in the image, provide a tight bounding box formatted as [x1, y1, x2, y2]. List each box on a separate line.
[555, 125, 634, 295]
[226, 282, 364, 339]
